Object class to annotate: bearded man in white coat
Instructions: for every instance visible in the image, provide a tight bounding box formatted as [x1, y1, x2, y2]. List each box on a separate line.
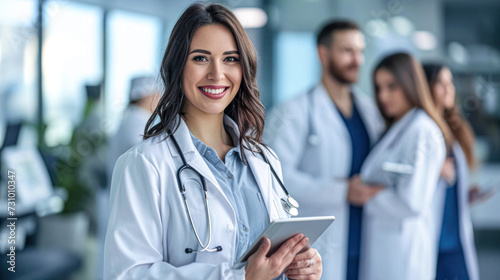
[264, 21, 384, 280]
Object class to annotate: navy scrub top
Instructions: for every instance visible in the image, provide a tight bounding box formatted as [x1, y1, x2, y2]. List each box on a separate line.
[336, 101, 371, 280]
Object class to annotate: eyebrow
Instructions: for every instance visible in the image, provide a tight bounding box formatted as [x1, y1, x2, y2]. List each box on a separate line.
[189, 49, 239, 55]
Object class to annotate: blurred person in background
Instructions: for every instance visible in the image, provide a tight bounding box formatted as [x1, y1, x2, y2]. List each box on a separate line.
[97, 75, 159, 279]
[104, 3, 322, 279]
[107, 75, 159, 176]
[264, 20, 384, 280]
[358, 53, 450, 280]
[423, 63, 493, 280]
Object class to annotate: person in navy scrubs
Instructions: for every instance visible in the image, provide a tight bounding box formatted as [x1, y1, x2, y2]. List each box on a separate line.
[424, 63, 481, 280]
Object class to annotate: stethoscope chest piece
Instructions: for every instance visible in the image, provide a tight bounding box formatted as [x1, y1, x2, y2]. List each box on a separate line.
[170, 130, 301, 255]
[260, 150, 300, 217]
[281, 195, 299, 216]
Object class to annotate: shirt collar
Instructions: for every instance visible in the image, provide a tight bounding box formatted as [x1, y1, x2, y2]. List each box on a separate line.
[188, 115, 243, 161]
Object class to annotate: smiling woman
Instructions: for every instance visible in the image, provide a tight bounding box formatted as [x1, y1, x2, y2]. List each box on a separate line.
[143, 3, 264, 158]
[103, 3, 322, 280]
[182, 24, 242, 120]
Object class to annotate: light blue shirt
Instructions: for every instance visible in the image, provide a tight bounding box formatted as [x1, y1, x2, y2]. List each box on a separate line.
[190, 124, 270, 262]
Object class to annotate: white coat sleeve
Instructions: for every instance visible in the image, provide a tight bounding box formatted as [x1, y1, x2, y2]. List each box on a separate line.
[264, 104, 348, 211]
[364, 127, 446, 220]
[103, 151, 246, 280]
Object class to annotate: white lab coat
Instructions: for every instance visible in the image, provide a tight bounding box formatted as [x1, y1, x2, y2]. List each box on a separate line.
[264, 84, 384, 280]
[358, 109, 446, 280]
[98, 105, 152, 279]
[434, 142, 479, 280]
[104, 115, 291, 280]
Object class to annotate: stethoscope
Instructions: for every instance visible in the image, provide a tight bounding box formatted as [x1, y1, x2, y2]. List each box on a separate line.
[169, 132, 299, 254]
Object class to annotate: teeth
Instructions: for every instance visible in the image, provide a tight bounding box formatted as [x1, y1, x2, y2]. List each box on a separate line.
[202, 87, 225, 94]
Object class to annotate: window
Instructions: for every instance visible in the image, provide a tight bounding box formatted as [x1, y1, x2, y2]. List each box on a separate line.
[274, 32, 320, 106]
[42, 0, 103, 147]
[0, 0, 38, 146]
[106, 11, 162, 133]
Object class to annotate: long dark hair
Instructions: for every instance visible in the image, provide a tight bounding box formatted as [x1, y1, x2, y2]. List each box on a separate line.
[423, 63, 476, 167]
[373, 53, 452, 147]
[143, 3, 266, 157]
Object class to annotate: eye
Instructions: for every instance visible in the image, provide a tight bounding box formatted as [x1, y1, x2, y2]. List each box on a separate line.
[388, 83, 398, 91]
[435, 80, 445, 87]
[224, 56, 240, 62]
[193, 56, 208, 62]
[343, 48, 353, 54]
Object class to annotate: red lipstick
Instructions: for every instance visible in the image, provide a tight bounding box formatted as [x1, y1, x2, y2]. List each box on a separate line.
[198, 85, 229, 100]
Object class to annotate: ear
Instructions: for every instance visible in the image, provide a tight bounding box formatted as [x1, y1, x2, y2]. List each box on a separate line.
[317, 45, 329, 69]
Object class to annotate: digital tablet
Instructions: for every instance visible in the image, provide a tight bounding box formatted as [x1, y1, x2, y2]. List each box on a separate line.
[233, 216, 335, 269]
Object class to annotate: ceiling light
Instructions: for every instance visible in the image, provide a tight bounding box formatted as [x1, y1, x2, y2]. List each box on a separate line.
[233, 8, 268, 29]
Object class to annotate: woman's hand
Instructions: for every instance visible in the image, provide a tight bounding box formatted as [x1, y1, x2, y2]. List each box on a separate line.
[440, 158, 456, 185]
[284, 248, 322, 280]
[469, 184, 495, 205]
[348, 175, 384, 206]
[245, 234, 308, 280]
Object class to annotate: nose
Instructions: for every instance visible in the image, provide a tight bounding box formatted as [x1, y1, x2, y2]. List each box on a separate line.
[377, 87, 389, 104]
[353, 51, 363, 67]
[208, 61, 224, 81]
[445, 82, 455, 96]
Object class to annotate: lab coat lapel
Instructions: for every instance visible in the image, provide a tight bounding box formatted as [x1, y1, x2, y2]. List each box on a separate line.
[244, 148, 281, 222]
[224, 115, 282, 221]
[352, 88, 383, 144]
[314, 85, 351, 141]
[453, 143, 480, 280]
[373, 109, 418, 153]
[188, 154, 224, 194]
[168, 117, 229, 202]
[310, 84, 353, 178]
[315, 84, 383, 146]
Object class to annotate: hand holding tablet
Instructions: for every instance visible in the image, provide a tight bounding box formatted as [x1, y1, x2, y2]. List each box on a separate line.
[234, 216, 335, 269]
[241, 216, 334, 280]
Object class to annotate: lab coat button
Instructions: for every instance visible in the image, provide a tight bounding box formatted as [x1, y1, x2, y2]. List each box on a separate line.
[227, 223, 234, 230]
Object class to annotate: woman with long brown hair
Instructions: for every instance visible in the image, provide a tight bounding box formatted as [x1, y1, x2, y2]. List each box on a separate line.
[424, 63, 480, 280]
[357, 53, 450, 280]
[103, 3, 322, 280]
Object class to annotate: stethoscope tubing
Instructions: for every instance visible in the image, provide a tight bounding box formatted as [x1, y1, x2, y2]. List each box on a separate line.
[170, 131, 219, 253]
[168, 128, 299, 254]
